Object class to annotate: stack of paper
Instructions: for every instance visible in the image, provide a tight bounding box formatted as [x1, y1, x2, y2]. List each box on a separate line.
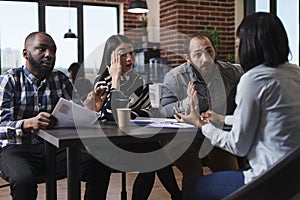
[131, 118, 195, 129]
[51, 98, 100, 128]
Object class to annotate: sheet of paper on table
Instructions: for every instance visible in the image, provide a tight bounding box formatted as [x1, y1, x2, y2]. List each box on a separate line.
[51, 98, 100, 128]
[131, 118, 196, 129]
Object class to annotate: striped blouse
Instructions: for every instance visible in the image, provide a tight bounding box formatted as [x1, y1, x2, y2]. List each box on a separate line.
[94, 69, 151, 121]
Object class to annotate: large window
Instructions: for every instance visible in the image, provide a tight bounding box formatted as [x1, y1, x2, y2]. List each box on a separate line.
[277, 0, 299, 65]
[0, 1, 38, 73]
[256, 1, 270, 11]
[46, 6, 78, 73]
[83, 5, 118, 75]
[248, 0, 300, 65]
[0, 1, 119, 75]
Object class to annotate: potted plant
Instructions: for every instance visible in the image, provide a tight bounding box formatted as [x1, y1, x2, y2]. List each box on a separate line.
[138, 14, 148, 48]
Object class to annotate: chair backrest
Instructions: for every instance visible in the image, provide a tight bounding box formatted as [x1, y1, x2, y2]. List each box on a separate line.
[223, 145, 300, 200]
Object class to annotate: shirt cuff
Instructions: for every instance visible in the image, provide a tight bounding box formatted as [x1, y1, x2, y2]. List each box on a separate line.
[16, 120, 24, 130]
[202, 123, 223, 146]
[224, 115, 234, 125]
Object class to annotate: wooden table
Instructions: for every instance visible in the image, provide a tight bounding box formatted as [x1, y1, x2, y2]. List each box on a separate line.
[37, 121, 198, 200]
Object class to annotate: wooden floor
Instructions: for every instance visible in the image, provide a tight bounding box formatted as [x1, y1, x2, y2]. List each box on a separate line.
[0, 167, 211, 200]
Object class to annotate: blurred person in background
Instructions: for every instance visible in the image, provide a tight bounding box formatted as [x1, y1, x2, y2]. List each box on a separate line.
[68, 62, 92, 101]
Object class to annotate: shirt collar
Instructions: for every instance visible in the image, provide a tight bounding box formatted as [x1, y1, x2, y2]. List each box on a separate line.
[190, 62, 222, 83]
[189, 63, 204, 82]
[23, 65, 48, 86]
[121, 70, 133, 81]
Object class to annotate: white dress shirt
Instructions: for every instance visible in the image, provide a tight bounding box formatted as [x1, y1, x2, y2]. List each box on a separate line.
[202, 63, 300, 184]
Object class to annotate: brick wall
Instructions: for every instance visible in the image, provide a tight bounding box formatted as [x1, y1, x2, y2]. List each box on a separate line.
[160, 0, 236, 67]
[97, 0, 236, 68]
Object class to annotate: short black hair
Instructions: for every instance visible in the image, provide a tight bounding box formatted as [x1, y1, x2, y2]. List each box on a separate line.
[24, 31, 54, 48]
[236, 12, 290, 71]
[183, 32, 216, 55]
[68, 62, 85, 78]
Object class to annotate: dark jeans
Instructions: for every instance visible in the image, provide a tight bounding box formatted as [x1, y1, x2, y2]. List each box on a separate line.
[183, 170, 245, 200]
[132, 165, 182, 200]
[111, 141, 182, 199]
[0, 143, 111, 200]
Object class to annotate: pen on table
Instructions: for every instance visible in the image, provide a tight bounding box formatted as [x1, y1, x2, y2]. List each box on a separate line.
[170, 122, 184, 127]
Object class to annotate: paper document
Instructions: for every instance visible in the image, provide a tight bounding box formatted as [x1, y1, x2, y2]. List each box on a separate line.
[146, 122, 196, 129]
[130, 118, 176, 125]
[131, 118, 196, 129]
[51, 98, 100, 128]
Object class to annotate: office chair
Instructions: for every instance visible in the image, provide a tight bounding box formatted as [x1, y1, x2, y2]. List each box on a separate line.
[223, 145, 300, 200]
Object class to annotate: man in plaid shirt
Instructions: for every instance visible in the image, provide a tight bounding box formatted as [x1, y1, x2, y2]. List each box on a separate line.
[0, 32, 110, 200]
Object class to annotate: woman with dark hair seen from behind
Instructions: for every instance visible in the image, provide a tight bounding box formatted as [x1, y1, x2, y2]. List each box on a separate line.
[84, 34, 182, 200]
[174, 12, 300, 200]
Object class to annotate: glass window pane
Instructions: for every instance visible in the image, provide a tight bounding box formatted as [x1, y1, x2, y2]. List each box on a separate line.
[256, 0, 270, 12]
[277, 0, 299, 65]
[46, 6, 78, 74]
[83, 5, 118, 76]
[0, 1, 38, 73]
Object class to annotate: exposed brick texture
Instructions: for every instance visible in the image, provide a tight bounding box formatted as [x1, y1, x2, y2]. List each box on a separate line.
[160, 0, 236, 67]
[96, 0, 236, 68]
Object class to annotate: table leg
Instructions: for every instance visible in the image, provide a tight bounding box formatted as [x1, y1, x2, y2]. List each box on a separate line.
[45, 142, 57, 200]
[121, 172, 127, 200]
[67, 146, 81, 200]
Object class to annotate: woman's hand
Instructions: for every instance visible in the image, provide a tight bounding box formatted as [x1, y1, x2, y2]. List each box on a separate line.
[108, 52, 122, 90]
[84, 86, 108, 112]
[201, 110, 225, 128]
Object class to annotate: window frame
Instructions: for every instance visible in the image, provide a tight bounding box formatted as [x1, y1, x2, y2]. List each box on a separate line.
[244, 0, 299, 64]
[0, 0, 120, 72]
[39, 0, 120, 65]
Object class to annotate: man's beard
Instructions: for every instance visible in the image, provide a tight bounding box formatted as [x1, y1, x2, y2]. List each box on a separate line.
[28, 53, 54, 77]
[192, 62, 217, 81]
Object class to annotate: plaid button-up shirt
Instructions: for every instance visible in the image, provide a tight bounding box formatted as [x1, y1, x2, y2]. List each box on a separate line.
[0, 66, 81, 147]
